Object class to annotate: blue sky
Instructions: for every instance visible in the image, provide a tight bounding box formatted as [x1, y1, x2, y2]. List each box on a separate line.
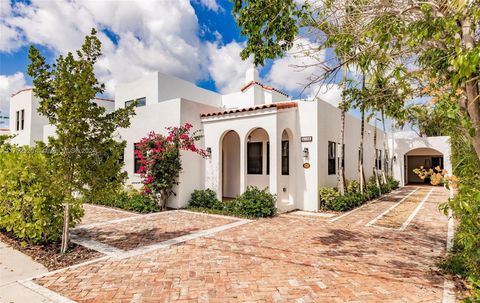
[0, 0, 371, 130]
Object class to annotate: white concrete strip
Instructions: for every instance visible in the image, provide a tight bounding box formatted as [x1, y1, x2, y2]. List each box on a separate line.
[116, 219, 252, 260]
[71, 236, 124, 256]
[328, 188, 406, 223]
[83, 204, 141, 216]
[75, 210, 179, 230]
[289, 211, 336, 218]
[446, 208, 455, 251]
[442, 207, 456, 303]
[442, 280, 456, 303]
[398, 188, 434, 231]
[18, 280, 77, 303]
[366, 188, 419, 227]
[178, 209, 250, 221]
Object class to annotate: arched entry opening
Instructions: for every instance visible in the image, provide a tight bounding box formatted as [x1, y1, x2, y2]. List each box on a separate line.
[245, 128, 270, 189]
[221, 130, 240, 199]
[405, 147, 444, 184]
[278, 129, 295, 210]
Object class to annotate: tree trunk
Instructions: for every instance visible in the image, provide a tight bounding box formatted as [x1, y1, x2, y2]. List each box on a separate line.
[60, 201, 70, 254]
[381, 109, 388, 183]
[373, 117, 382, 194]
[339, 108, 346, 195]
[460, 18, 480, 161]
[158, 190, 168, 211]
[359, 106, 366, 194]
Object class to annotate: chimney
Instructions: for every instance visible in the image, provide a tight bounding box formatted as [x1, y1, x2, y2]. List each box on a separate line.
[245, 66, 259, 84]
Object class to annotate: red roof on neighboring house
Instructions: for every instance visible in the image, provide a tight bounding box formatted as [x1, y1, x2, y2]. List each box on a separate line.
[201, 101, 297, 118]
[241, 81, 289, 97]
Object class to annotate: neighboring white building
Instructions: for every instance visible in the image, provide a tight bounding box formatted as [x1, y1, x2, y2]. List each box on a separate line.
[9, 88, 115, 146]
[9, 68, 452, 212]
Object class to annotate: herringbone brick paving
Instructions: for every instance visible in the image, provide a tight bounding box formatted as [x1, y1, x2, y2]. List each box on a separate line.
[79, 204, 139, 226]
[73, 211, 236, 250]
[35, 186, 450, 302]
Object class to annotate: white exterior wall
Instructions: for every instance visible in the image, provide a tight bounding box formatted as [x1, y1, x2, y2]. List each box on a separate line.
[119, 98, 218, 209]
[115, 72, 222, 110]
[9, 90, 49, 146]
[316, 100, 385, 189]
[391, 136, 451, 186]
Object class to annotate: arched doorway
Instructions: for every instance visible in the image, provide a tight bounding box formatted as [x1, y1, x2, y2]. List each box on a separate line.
[278, 129, 295, 210]
[221, 131, 240, 199]
[245, 128, 270, 189]
[405, 147, 444, 184]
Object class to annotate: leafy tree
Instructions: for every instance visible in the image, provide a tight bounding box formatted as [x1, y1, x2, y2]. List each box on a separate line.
[27, 29, 135, 253]
[135, 124, 206, 210]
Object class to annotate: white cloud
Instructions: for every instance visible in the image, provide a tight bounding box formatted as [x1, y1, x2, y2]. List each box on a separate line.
[197, 0, 223, 12]
[0, 72, 27, 121]
[267, 38, 326, 94]
[206, 41, 253, 93]
[1, 0, 208, 96]
[309, 84, 343, 107]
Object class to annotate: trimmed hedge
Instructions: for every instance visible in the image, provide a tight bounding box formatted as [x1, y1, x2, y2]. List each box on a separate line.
[87, 186, 160, 213]
[319, 176, 400, 212]
[188, 186, 276, 218]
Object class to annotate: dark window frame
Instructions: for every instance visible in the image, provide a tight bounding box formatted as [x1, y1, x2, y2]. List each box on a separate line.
[281, 140, 289, 175]
[134, 143, 142, 174]
[328, 141, 336, 175]
[247, 142, 263, 175]
[15, 110, 19, 131]
[20, 109, 25, 130]
[125, 97, 147, 108]
[266, 141, 270, 175]
[376, 149, 382, 170]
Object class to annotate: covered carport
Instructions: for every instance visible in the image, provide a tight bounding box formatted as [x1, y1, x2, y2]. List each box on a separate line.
[391, 136, 452, 187]
[405, 148, 444, 184]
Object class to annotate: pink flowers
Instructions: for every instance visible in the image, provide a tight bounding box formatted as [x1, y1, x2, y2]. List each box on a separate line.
[135, 123, 207, 199]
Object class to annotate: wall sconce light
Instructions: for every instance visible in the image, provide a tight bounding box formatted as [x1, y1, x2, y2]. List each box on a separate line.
[206, 147, 212, 158]
[247, 135, 252, 143]
[303, 147, 309, 158]
[393, 155, 397, 162]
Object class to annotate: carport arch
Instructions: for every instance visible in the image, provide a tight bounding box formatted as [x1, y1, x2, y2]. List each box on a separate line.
[404, 147, 444, 184]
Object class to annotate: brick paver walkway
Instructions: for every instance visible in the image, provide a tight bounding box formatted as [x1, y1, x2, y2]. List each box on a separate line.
[79, 204, 139, 226]
[73, 211, 236, 251]
[34, 186, 451, 302]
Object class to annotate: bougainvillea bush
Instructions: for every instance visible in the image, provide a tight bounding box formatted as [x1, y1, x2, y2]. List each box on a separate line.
[135, 123, 206, 210]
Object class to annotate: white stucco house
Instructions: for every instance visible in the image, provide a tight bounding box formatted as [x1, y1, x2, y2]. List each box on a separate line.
[9, 68, 451, 212]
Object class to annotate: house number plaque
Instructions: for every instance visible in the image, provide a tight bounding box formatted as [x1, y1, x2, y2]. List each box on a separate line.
[301, 136, 313, 142]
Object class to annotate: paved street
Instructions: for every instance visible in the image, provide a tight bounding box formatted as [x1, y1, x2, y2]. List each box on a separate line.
[28, 186, 451, 302]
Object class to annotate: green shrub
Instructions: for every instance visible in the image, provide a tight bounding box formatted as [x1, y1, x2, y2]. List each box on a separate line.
[188, 187, 276, 218]
[331, 192, 367, 212]
[346, 180, 360, 193]
[365, 181, 381, 199]
[189, 189, 220, 209]
[0, 146, 83, 244]
[87, 186, 160, 213]
[231, 187, 277, 217]
[319, 187, 340, 209]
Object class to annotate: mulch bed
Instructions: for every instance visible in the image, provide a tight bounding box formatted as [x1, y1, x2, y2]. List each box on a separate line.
[0, 232, 103, 271]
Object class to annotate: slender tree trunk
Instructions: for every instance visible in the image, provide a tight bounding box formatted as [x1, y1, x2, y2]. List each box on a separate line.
[381, 109, 388, 183]
[359, 106, 366, 194]
[460, 18, 480, 161]
[60, 201, 70, 254]
[158, 190, 168, 211]
[338, 66, 347, 195]
[373, 117, 381, 193]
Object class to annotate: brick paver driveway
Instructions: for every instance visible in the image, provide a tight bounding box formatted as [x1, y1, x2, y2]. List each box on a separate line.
[33, 186, 451, 302]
